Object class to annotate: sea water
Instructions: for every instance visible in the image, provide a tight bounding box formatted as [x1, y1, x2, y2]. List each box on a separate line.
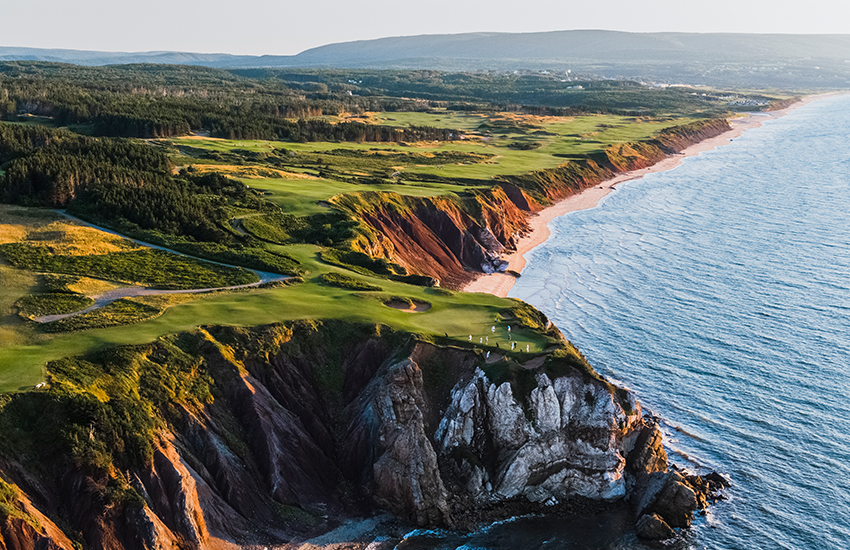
[400, 95, 850, 549]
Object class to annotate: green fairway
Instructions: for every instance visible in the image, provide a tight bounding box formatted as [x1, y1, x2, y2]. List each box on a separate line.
[243, 176, 464, 216]
[168, 113, 694, 182]
[373, 111, 494, 131]
[0, 240, 556, 392]
[0, 280, 549, 392]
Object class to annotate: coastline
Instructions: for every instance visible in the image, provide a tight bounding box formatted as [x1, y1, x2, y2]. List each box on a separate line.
[462, 95, 830, 298]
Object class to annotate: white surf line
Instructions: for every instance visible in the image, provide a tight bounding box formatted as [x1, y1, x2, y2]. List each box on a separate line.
[33, 212, 291, 323]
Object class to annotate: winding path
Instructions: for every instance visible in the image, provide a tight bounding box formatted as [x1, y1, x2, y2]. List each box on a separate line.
[36, 212, 289, 323]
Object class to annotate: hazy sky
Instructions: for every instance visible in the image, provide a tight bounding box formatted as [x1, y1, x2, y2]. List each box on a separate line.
[3, 0, 848, 55]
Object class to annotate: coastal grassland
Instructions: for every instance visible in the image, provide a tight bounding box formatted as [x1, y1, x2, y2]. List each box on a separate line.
[0, 241, 558, 392]
[0, 107, 712, 393]
[233, 176, 463, 217]
[0, 205, 273, 389]
[166, 113, 696, 184]
[0, 243, 258, 290]
[0, 263, 43, 389]
[0, 205, 259, 289]
[44, 274, 122, 296]
[0, 265, 37, 346]
[409, 113, 696, 179]
[42, 298, 162, 333]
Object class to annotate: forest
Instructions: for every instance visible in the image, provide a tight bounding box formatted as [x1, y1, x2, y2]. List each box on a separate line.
[0, 62, 785, 285]
[0, 62, 764, 143]
[0, 63, 453, 140]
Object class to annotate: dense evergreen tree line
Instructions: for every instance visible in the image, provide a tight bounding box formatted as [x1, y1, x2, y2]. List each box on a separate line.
[0, 123, 172, 206]
[0, 123, 236, 241]
[237, 68, 741, 116]
[0, 63, 456, 141]
[0, 62, 740, 145]
[68, 174, 237, 243]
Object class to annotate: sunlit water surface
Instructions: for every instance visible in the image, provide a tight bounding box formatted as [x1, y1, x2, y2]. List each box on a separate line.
[402, 95, 850, 549]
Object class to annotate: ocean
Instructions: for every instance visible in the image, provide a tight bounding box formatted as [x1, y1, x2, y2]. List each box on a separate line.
[401, 95, 850, 549]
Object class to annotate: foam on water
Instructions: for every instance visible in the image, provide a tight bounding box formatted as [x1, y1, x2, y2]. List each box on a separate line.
[508, 95, 850, 549]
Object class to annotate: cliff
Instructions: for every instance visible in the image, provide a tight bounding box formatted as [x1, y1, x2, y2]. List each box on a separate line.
[332, 119, 732, 288]
[333, 187, 531, 288]
[0, 321, 723, 548]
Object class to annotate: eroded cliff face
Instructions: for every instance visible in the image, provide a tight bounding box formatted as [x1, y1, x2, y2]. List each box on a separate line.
[334, 186, 531, 288]
[0, 321, 721, 548]
[332, 119, 732, 288]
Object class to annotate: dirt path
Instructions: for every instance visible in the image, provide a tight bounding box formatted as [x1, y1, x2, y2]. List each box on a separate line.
[35, 278, 285, 323]
[36, 213, 289, 323]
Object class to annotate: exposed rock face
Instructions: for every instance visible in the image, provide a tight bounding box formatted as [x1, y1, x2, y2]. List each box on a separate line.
[629, 423, 730, 540]
[0, 486, 77, 550]
[635, 512, 675, 540]
[435, 370, 642, 505]
[337, 187, 529, 288]
[0, 322, 726, 547]
[0, 516, 74, 550]
[345, 356, 646, 528]
[356, 358, 450, 526]
[626, 423, 668, 474]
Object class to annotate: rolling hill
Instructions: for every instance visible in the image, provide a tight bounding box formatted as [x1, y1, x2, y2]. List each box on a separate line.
[3, 30, 850, 88]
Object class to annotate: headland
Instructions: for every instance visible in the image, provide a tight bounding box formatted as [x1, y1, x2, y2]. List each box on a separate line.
[462, 95, 832, 297]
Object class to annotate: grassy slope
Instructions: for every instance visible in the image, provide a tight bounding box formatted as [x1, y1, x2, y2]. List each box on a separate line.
[167, 113, 692, 182]
[0, 265, 37, 344]
[243, 176, 464, 216]
[0, 111, 707, 391]
[0, 241, 551, 392]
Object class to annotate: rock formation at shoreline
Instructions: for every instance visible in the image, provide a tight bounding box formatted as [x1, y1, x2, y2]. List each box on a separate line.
[0, 320, 725, 548]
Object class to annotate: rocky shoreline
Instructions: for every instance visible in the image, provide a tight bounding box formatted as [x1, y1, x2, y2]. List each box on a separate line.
[0, 321, 728, 548]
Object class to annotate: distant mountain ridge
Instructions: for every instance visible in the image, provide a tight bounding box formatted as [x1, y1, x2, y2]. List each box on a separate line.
[0, 46, 296, 67]
[3, 30, 850, 87]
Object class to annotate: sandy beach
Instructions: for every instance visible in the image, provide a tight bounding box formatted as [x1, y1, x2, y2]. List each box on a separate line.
[462, 96, 829, 298]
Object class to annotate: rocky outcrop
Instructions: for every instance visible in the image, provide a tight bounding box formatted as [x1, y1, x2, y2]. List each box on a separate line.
[0, 483, 77, 550]
[0, 321, 726, 547]
[352, 358, 450, 526]
[634, 512, 675, 540]
[627, 421, 730, 540]
[435, 369, 641, 505]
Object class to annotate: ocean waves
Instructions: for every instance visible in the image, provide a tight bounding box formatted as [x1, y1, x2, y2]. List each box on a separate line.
[511, 95, 850, 549]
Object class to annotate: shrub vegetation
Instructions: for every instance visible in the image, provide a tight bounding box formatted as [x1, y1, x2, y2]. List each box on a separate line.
[15, 293, 94, 318]
[0, 243, 258, 290]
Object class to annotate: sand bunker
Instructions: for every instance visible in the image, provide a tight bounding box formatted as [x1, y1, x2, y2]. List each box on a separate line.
[384, 298, 431, 312]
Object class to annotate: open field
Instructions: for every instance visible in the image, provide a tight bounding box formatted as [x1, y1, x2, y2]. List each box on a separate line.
[239, 176, 463, 216]
[168, 112, 694, 182]
[0, 99, 713, 393]
[0, 221, 555, 392]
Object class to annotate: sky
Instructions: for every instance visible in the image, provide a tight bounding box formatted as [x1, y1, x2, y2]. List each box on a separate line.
[3, 0, 848, 55]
